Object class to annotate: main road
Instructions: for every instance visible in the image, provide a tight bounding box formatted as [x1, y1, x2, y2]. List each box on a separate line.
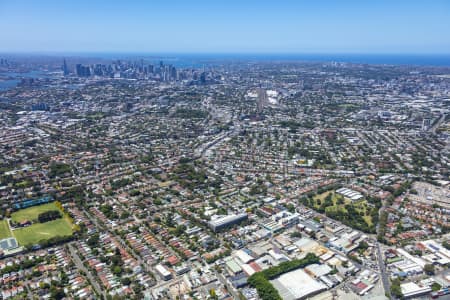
[376, 199, 391, 299]
[430, 113, 447, 134]
[376, 242, 391, 299]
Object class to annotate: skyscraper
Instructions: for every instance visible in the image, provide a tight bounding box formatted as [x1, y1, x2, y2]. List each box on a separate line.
[75, 64, 83, 76]
[62, 59, 69, 76]
[76, 64, 91, 77]
[257, 88, 267, 114]
[200, 72, 206, 84]
[171, 66, 177, 81]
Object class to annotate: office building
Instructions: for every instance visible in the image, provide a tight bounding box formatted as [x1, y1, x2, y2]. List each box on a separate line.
[208, 213, 248, 232]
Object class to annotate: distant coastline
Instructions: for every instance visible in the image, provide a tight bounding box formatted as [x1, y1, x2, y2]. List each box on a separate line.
[1, 53, 450, 68]
[163, 53, 450, 67]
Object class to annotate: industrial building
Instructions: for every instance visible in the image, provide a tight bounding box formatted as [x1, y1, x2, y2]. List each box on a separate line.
[271, 268, 327, 300]
[224, 257, 242, 275]
[401, 282, 432, 299]
[234, 249, 255, 264]
[208, 213, 248, 232]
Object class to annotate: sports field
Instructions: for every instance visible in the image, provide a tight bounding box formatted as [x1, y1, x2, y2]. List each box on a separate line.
[0, 219, 12, 239]
[13, 218, 73, 245]
[3, 202, 74, 246]
[11, 202, 60, 223]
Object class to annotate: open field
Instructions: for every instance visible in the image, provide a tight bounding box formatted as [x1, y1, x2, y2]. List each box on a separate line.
[313, 191, 350, 206]
[0, 219, 12, 239]
[7, 202, 74, 245]
[11, 202, 60, 223]
[13, 218, 73, 245]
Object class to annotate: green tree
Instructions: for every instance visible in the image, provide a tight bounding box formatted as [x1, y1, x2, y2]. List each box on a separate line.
[390, 278, 403, 299]
[121, 277, 131, 285]
[431, 282, 442, 291]
[209, 288, 218, 300]
[112, 266, 122, 276]
[424, 264, 435, 275]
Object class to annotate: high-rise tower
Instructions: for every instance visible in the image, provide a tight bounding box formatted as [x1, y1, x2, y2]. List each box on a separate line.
[62, 59, 69, 76]
[257, 88, 267, 114]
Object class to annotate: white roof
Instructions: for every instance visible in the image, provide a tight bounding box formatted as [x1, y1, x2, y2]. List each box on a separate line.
[305, 264, 332, 277]
[268, 249, 288, 261]
[271, 268, 327, 300]
[401, 282, 431, 297]
[241, 263, 256, 276]
[155, 264, 171, 276]
[234, 249, 254, 264]
[396, 248, 426, 268]
[294, 237, 318, 251]
[208, 213, 247, 227]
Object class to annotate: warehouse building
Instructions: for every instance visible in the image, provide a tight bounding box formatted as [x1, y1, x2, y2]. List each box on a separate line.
[400, 282, 431, 299]
[271, 268, 327, 300]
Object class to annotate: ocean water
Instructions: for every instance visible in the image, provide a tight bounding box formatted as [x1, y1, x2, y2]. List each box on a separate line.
[0, 70, 52, 91]
[0, 79, 20, 91]
[85, 53, 450, 67]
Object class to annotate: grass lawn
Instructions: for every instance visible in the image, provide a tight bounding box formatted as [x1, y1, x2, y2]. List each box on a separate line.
[312, 191, 351, 208]
[13, 218, 73, 246]
[0, 219, 12, 239]
[313, 191, 374, 227]
[363, 216, 373, 227]
[11, 202, 60, 223]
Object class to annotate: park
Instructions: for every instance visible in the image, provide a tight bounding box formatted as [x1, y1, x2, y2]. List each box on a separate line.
[300, 190, 378, 233]
[0, 201, 74, 246]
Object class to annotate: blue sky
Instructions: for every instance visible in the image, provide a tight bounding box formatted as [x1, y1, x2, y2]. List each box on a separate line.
[0, 0, 449, 54]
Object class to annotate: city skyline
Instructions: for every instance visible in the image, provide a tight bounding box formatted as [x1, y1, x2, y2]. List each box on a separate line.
[1, 0, 450, 54]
